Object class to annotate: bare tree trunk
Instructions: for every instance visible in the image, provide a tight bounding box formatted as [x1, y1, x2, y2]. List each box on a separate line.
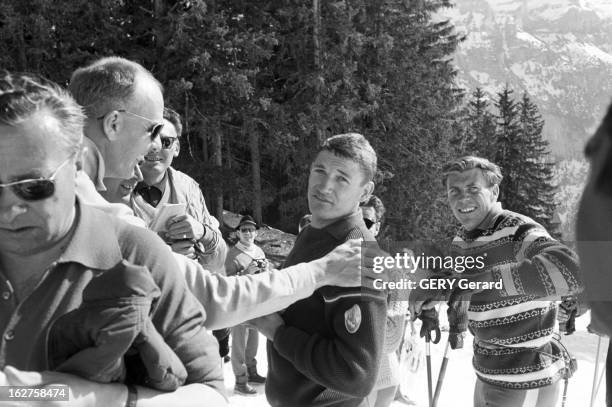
[226, 136, 234, 212]
[212, 126, 224, 221]
[153, 0, 166, 17]
[313, 0, 323, 145]
[201, 123, 208, 163]
[248, 120, 263, 224]
[15, 23, 27, 71]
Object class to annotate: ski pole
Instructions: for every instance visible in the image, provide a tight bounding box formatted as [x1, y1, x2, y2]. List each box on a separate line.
[432, 338, 451, 407]
[426, 334, 432, 407]
[590, 336, 603, 407]
[594, 338, 610, 400]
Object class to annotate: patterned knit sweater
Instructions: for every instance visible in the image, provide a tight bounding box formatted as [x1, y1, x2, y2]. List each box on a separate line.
[451, 203, 582, 389]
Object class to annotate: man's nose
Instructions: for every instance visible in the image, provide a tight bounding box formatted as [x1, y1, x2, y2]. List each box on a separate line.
[148, 136, 162, 154]
[0, 191, 27, 223]
[318, 175, 334, 192]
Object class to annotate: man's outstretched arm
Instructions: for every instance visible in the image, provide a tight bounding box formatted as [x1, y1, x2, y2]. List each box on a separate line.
[181, 239, 384, 330]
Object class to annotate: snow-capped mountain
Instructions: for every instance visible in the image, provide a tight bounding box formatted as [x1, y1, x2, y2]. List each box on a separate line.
[442, 0, 612, 159]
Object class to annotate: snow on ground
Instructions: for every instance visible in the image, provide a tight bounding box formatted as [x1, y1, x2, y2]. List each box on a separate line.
[226, 312, 608, 406]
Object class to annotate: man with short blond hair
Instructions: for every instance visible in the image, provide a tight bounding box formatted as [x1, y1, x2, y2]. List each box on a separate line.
[440, 155, 582, 407]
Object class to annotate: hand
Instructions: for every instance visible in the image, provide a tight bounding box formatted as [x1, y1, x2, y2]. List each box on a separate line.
[243, 261, 259, 275]
[170, 239, 196, 258]
[246, 313, 284, 341]
[416, 308, 441, 344]
[448, 332, 465, 349]
[166, 214, 204, 241]
[557, 306, 570, 324]
[311, 239, 363, 287]
[2, 366, 127, 407]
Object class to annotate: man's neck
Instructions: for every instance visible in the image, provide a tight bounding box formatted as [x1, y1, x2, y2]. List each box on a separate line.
[310, 208, 359, 229]
[469, 202, 504, 232]
[144, 171, 168, 193]
[238, 241, 254, 248]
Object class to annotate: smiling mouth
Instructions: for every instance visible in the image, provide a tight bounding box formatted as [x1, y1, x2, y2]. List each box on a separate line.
[312, 193, 333, 204]
[144, 157, 162, 162]
[120, 182, 137, 193]
[458, 207, 477, 214]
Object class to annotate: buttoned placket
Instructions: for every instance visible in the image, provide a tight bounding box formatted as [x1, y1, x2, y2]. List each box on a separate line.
[0, 263, 56, 367]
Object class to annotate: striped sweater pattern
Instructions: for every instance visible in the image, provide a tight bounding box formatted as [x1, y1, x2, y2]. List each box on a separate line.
[451, 207, 581, 389]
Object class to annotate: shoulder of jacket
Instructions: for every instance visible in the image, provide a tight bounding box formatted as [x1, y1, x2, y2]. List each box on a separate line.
[320, 286, 387, 304]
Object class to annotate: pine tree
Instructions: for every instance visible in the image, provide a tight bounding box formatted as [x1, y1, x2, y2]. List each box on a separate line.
[517, 92, 558, 233]
[494, 85, 523, 211]
[463, 87, 497, 158]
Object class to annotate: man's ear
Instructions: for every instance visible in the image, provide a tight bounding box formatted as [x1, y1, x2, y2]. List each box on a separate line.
[491, 183, 500, 201]
[360, 181, 375, 203]
[101, 111, 122, 141]
[174, 139, 180, 158]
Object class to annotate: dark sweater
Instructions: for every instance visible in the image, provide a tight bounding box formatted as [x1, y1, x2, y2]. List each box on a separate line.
[265, 212, 387, 407]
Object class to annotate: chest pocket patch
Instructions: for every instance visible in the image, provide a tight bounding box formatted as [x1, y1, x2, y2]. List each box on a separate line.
[344, 304, 362, 334]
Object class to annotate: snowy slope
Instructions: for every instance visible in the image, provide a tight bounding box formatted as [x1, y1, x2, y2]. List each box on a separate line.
[227, 313, 607, 406]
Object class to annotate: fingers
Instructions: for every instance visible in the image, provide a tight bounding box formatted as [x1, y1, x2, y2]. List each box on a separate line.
[171, 240, 195, 256]
[4, 366, 42, 386]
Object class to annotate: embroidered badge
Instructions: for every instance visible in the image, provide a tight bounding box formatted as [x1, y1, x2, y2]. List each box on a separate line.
[344, 304, 362, 334]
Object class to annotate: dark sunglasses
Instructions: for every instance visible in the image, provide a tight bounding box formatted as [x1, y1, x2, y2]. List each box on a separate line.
[363, 218, 375, 229]
[0, 156, 73, 201]
[161, 136, 177, 149]
[97, 109, 164, 141]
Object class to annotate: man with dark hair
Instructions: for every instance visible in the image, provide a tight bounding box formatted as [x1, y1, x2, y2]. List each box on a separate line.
[361, 194, 385, 237]
[576, 101, 612, 406]
[438, 155, 582, 407]
[250, 133, 388, 406]
[133, 107, 226, 273]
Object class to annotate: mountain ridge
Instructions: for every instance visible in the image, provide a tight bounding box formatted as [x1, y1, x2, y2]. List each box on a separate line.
[441, 0, 612, 159]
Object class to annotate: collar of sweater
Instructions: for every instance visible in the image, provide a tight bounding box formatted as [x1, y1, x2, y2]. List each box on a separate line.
[462, 202, 504, 238]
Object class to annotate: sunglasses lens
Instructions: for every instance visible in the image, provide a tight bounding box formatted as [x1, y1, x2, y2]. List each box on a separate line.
[161, 137, 175, 149]
[363, 218, 374, 229]
[13, 180, 55, 201]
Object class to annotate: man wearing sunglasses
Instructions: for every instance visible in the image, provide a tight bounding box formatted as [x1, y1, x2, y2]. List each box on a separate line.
[0, 72, 227, 406]
[133, 107, 226, 274]
[70, 56, 164, 187]
[360, 195, 384, 237]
